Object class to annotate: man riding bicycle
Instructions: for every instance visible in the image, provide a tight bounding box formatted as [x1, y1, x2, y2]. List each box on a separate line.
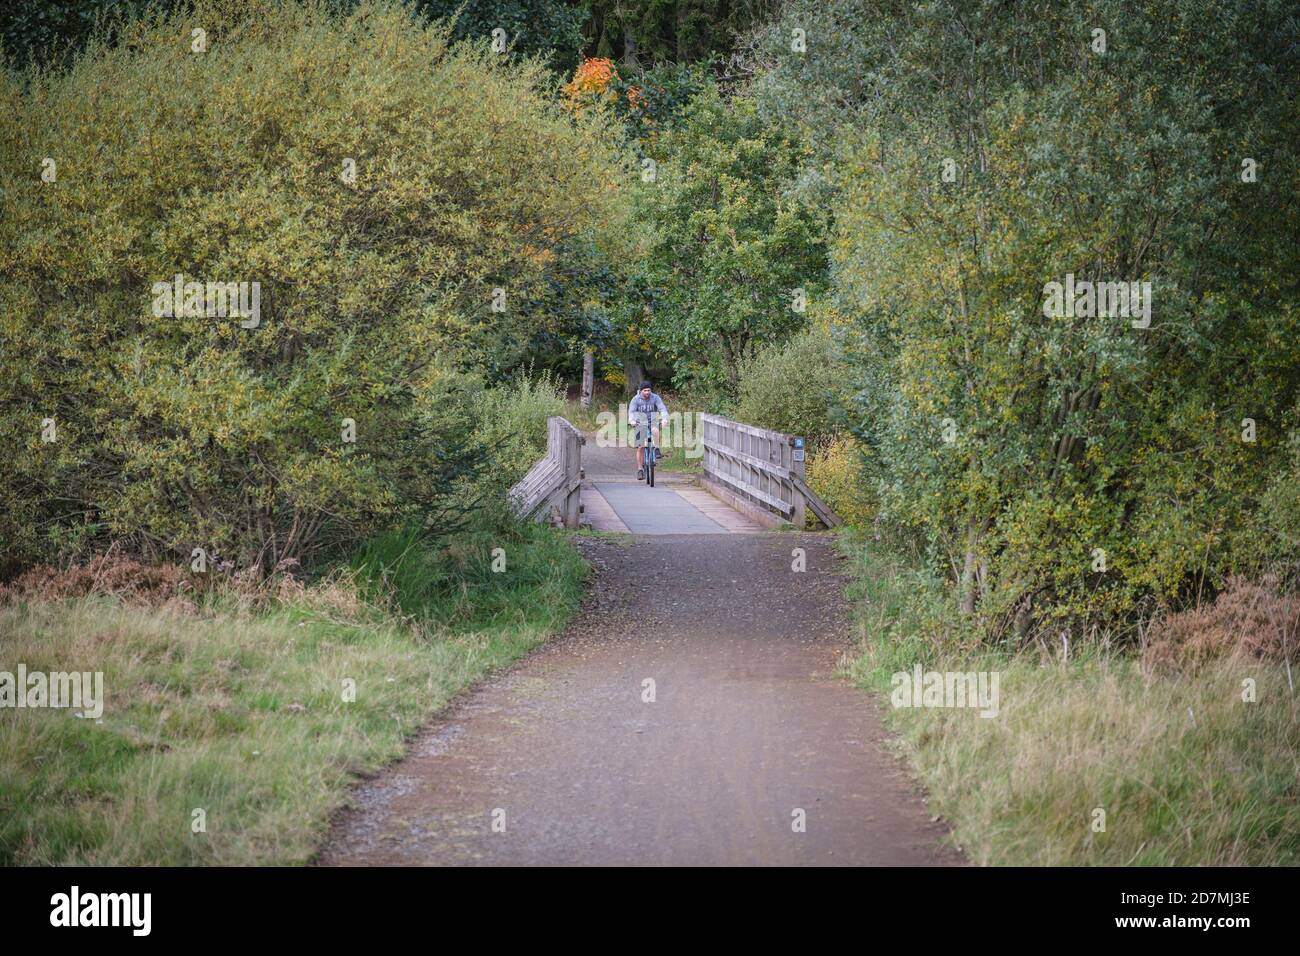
[628, 381, 669, 481]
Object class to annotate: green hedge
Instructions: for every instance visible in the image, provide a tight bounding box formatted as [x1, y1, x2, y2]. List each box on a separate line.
[0, 0, 628, 576]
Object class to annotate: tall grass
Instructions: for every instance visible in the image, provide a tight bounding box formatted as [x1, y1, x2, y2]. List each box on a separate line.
[472, 370, 568, 488]
[0, 521, 587, 865]
[349, 520, 586, 631]
[841, 533, 1300, 865]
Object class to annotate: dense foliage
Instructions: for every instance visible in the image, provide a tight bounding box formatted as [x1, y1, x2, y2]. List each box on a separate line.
[733, 327, 842, 444]
[633, 86, 828, 394]
[767, 0, 1300, 634]
[0, 0, 628, 575]
[585, 0, 777, 66]
[0, 0, 176, 68]
[4, 0, 1298, 646]
[1, 0, 775, 72]
[415, 0, 589, 69]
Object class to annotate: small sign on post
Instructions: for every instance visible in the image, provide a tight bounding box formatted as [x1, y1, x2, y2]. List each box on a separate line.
[790, 436, 807, 528]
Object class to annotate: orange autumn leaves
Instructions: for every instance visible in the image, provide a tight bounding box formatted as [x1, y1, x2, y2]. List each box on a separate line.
[564, 56, 616, 99]
[563, 57, 646, 116]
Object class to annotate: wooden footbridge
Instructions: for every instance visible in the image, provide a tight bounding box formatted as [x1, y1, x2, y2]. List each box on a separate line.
[508, 414, 841, 534]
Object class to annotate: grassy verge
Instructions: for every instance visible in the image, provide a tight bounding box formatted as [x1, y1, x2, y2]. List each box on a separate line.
[656, 450, 703, 475]
[840, 532, 1300, 865]
[564, 395, 617, 434]
[0, 522, 586, 865]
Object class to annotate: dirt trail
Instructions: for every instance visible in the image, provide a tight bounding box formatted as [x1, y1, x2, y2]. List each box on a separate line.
[320, 532, 961, 866]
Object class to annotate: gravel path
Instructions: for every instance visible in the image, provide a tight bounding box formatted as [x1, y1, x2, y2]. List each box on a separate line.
[320, 533, 961, 866]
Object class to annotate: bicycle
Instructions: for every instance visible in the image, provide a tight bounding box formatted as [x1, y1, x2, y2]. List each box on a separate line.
[633, 410, 659, 487]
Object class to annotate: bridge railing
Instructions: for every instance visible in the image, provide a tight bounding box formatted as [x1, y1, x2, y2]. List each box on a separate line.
[700, 414, 840, 529]
[508, 416, 584, 528]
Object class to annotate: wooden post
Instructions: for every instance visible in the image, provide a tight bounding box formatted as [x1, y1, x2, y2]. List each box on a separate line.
[564, 427, 583, 528]
[580, 349, 593, 409]
[790, 436, 807, 530]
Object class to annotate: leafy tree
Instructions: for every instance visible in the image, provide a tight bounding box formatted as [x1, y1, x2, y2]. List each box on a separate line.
[2, 1, 592, 72]
[818, 0, 1300, 633]
[0, 0, 179, 69]
[608, 59, 708, 142]
[740, 0, 883, 142]
[511, 235, 631, 381]
[585, 0, 778, 68]
[415, 0, 590, 71]
[633, 86, 828, 394]
[555, 54, 708, 391]
[0, 0, 629, 575]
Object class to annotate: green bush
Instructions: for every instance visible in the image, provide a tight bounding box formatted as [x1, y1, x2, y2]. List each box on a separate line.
[1255, 415, 1300, 572]
[469, 370, 569, 490]
[733, 327, 844, 443]
[822, 0, 1300, 636]
[805, 435, 872, 527]
[0, 0, 628, 576]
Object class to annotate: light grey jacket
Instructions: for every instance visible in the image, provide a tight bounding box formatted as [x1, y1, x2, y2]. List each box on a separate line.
[628, 392, 669, 426]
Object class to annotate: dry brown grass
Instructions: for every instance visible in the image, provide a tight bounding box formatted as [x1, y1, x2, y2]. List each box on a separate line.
[0, 552, 366, 622]
[1144, 575, 1300, 673]
[0, 552, 203, 610]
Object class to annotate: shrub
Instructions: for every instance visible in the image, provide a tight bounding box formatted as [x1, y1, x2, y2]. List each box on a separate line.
[0, 548, 369, 620]
[1254, 419, 1300, 568]
[470, 370, 569, 490]
[0, 0, 628, 576]
[733, 327, 844, 442]
[1143, 576, 1300, 672]
[805, 435, 872, 527]
[0, 553, 203, 609]
[825, 0, 1300, 636]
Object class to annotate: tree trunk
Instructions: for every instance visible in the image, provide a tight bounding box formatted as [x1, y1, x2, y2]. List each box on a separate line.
[623, 358, 643, 397]
[580, 349, 594, 409]
[959, 524, 978, 615]
[622, 29, 637, 69]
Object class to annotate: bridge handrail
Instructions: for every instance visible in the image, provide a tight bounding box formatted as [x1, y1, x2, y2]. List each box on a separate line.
[508, 417, 584, 528]
[700, 413, 841, 529]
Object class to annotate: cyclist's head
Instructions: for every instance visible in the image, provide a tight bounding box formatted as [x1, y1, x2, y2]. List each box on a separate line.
[638, 381, 652, 398]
